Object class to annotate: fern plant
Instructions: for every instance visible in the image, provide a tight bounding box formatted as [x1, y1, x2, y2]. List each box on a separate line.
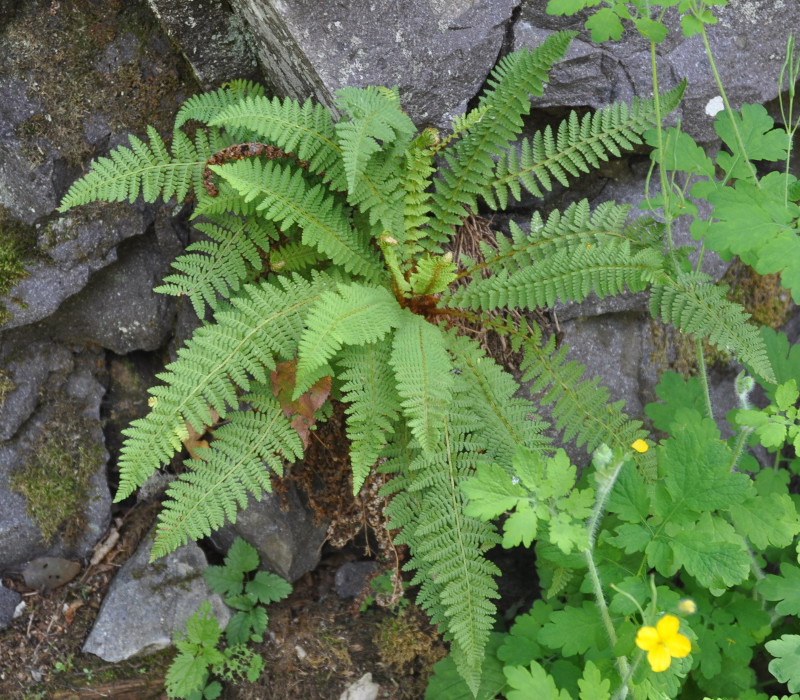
[59, 32, 774, 693]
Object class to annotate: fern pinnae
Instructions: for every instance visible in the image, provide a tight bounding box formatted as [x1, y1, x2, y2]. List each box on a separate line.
[516, 323, 654, 475]
[115, 272, 337, 500]
[334, 85, 416, 195]
[389, 311, 454, 454]
[388, 411, 500, 695]
[173, 79, 266, 136]
[428, 31, 576, 239]
[448, 241, 662, 311]
[154, 215, 278, 318]
[337, 343, 402, 493]
[649, 271, 776, 382]
[456, 200, 633, 282]
[444, 331, 549, 466]
[58, 127, 205, 211]
[209, 94, 344, 180]
[212, 158, 384, 281]
[294, 283, 403, 397]
[486, 84, 686, 209]
[151, 387, 304, 559]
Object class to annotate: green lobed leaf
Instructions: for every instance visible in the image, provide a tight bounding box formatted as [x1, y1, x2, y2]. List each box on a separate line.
[758, 564, 800, 617]
[539, 602, 603, 656]
[578, 661, 612, 700]
[246, 570, 293, 606]
[225, 537, 260, 574]
[766, 635, 800, 692]
[655, 409, 753, 520]
[505, 661, 572, 700]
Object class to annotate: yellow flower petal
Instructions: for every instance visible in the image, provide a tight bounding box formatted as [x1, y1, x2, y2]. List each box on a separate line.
[648, 645, 672, 672]
[656, 614, 680, 638]
[635, 625, 660, 651]
[665, 632, 692, 658]
[631, 438, 649, 453]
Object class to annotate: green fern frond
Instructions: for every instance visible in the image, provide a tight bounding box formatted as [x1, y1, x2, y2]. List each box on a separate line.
[337, 343, 402, 493]
[517, 322, 654, 475]
[115, 272, 337, 501]
[208, 94, 344, 179]
[151, 386, 304, 559]
[428, 31, 576, 240]
[211, 158, 384, 282]
[401, 128, 439, 244]
[383, 410, 500, 696]
[294, 283, 403, 397]
[173, 79, 266, 134]
[463, 200, 633, 279]
[444, 332, 549, 466]
[441, 105, 491, 151]
[389, 312, 454, 454]
[334, 85, 416, 195]
[58, 126, 205, 210]
[447, 240, 662, 310]
[485, 82, 685, 209]
[409, 254, 458, 295]
[268, 241, 324, 273]
[345, 149, 406, 235]
[154, 214, 278, 317]
[649, 271, 776, 382]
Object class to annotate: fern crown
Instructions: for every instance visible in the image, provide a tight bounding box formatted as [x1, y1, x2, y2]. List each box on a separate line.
[59, 33, 773, 695]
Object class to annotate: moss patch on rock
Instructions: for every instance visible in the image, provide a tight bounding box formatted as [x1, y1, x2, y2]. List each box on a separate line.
[0, 207, 37, 326]
[0, 369, 16, 409]
[6, 0, 196, 169]
[10, 399, 105, 546]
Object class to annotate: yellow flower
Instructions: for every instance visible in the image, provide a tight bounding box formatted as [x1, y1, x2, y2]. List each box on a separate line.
[678, 598, 697, 615]
[635, 614, 691, 672]
[631, 438, 649, 453]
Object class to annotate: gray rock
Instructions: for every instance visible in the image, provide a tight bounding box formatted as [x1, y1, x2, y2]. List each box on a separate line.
[559, 312, 649, 422]
[1, 205, 155, 331]
[339, 673, 380, 700]
[0, 346, 110, 571]
[22, 557, 81, 592]
[0, 0, 195, 331]
[209, 484, 329, 582]
[335, 561, 378, 599]
[515, 1, 800, 143]
[83, 529, 230, 662]
[0, 583, 21, 630]
[146, 0, 261, 89]
[0, 332, 72, 442]
[46, 228, 179, 354]
[230, 0, 519, 127]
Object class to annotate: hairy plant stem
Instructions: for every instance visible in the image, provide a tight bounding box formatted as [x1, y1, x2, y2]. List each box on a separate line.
[584, 548, 631, 698]
[585, 453, 631, 698]
[696, 338, 714, 420]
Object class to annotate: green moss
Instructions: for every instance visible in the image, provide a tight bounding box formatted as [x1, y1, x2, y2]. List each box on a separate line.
[0, 207, 37, 326]
[0, 370, 16, 409]
[723, 259, 794, 329]
[6, 0, 196, 168]
[10, 399, 104, 546]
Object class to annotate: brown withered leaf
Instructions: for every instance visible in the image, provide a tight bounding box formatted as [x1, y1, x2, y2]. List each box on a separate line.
[183, 407, 220, 460]
[271, 359, 332, 447]
[63, 599, 84, 625]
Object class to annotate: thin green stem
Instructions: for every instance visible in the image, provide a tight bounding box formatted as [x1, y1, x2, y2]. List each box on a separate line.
[696, 338, 714, 420]
[650, 40, 678, 264]
[698, 24, 760, 186]
[584, 547, 631, 697]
